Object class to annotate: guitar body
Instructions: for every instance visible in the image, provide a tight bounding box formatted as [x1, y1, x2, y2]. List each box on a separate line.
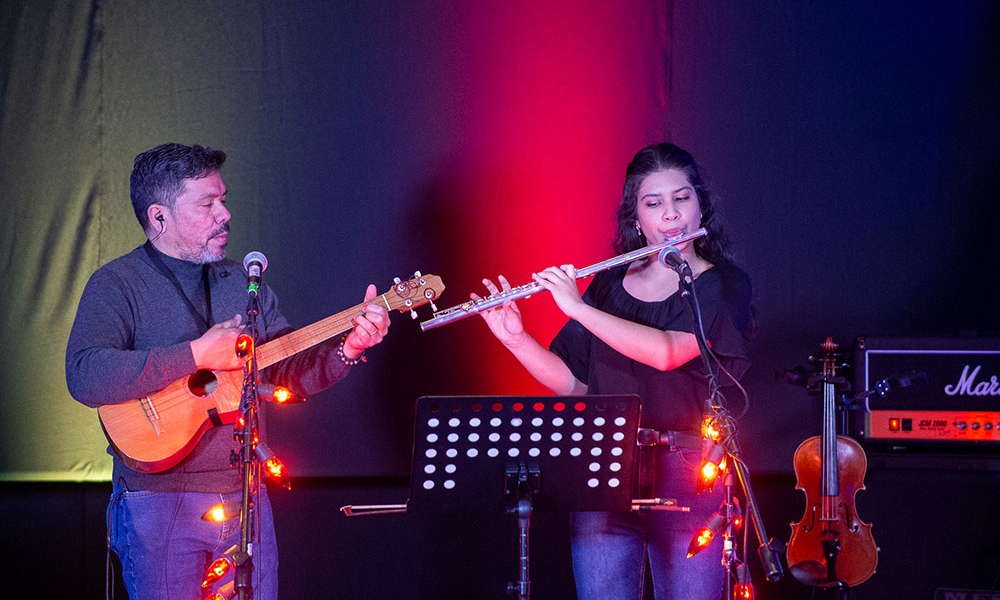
[98, 368, 243, 473]
[97, 273, 444, 473]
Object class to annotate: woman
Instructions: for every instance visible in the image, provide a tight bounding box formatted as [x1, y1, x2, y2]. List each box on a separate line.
[475, 142, 754, 599]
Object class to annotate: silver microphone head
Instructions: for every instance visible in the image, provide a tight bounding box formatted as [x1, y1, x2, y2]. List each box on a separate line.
[243, 251, 268, 274]
[658, 245, 682, 268]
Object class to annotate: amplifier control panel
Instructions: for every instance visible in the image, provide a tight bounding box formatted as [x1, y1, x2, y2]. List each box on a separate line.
[865, 410, 1000, 444]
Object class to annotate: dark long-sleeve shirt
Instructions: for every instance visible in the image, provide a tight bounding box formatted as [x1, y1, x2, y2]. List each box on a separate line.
[66, 244, 352, 492]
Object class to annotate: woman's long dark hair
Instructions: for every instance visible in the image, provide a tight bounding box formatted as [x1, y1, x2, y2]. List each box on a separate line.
[612, 142, 734, 266]
[613, 142, 756, 339]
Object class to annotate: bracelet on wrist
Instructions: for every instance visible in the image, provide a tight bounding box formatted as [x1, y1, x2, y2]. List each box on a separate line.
[337, 335, 366, 366]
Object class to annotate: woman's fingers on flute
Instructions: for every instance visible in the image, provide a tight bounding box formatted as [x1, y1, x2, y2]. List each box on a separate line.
[482, 275, 513, 297]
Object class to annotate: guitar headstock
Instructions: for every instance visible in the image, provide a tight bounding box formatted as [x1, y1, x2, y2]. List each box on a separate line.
[383, 272, 445, 319]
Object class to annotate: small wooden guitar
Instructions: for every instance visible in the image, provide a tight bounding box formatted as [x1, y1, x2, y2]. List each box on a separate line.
[98, 273, 444, 473]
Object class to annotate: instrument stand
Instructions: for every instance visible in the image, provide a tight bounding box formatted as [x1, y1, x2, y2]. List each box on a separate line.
[830, 583, 850, 600]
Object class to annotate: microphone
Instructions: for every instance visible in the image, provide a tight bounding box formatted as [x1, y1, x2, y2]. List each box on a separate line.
[243, 251, 268, 296]
[658, 245, 691, 276]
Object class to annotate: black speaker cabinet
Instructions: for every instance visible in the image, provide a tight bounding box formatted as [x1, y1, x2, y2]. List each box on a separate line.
[857, 451, 1000, 599]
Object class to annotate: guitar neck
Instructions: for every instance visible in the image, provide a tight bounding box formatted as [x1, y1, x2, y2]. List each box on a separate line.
[255, 299, 373, 369]
[249, 273, 445, 369]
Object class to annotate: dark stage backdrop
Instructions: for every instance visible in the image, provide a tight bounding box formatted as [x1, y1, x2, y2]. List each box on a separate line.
[2, 0, 999, 478]
[1, 0, 670, 481]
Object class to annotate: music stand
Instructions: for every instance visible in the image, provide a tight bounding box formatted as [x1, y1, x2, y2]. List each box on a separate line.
[407, 394, 640, 599]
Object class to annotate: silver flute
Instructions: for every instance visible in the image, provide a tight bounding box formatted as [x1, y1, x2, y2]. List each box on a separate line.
[420, 227, 707, 331]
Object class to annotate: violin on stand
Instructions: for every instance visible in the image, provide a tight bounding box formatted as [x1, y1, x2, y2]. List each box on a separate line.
[787, 337, 878, 597]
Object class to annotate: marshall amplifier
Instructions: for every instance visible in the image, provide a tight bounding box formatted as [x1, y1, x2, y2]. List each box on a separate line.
[853, 335, 1000, 449]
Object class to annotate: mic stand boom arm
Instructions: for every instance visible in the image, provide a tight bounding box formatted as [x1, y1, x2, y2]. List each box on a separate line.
[730, 443, 785, 582]
[673, 262, 785, 591]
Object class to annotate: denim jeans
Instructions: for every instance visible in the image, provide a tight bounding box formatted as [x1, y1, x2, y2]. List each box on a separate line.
[570, 446, 725, 600]
[108, 485, 277, 600]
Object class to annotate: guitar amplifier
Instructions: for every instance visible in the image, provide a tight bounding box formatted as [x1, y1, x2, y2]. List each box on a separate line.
[852, 336, 1000, 449]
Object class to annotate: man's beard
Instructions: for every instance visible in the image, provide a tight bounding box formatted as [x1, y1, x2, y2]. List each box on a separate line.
[183, 224, 229, 264]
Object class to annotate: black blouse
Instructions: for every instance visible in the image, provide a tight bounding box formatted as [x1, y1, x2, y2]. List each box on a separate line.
[549, 262, 753, 432]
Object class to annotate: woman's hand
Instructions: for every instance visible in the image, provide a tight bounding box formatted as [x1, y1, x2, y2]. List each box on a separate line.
[475, 273, 586, 396]
[474, 275, 528, 348]
[532, 265, 585, 319]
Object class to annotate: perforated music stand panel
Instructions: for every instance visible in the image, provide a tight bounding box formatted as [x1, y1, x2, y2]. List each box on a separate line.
[407, 395, 640, 514]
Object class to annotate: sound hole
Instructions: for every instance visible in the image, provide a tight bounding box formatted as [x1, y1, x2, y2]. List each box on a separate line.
[188, 370, 218, 397]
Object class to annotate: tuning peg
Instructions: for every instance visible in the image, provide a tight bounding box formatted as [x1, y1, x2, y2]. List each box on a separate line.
[410, 309, 418, 320]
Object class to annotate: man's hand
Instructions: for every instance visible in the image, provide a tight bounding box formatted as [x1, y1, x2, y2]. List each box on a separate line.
[342, 284, 391, 359]
[190, 313, 244, 371]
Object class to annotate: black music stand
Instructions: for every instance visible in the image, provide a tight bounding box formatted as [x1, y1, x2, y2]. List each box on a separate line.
[406, 394, 640, 599]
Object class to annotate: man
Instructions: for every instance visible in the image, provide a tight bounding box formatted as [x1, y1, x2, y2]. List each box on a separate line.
[66, 142, 390, 599]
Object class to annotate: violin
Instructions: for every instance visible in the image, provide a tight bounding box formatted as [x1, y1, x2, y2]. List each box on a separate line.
[787, 337, 878, 588]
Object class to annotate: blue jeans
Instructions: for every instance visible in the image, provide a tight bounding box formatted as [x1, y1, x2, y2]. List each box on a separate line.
[570, 447, 725, 600]
[108, 485, 277, 600]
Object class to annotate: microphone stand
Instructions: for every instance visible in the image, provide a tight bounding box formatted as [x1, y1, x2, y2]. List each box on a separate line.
[233, 288, 263, 600]
[668, 256, 784, 597]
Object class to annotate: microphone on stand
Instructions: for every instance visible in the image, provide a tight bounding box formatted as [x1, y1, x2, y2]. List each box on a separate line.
[658, 245, 692, 277]
[243, 251, 268, 296]
[241, 251, 268, 348]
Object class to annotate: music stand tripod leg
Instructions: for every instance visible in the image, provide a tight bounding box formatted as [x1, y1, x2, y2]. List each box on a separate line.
[505, 463, 537, 600]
